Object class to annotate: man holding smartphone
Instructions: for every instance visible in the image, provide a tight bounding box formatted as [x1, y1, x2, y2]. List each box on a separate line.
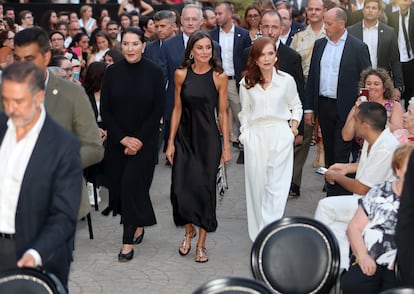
[314, 102, 399, 270]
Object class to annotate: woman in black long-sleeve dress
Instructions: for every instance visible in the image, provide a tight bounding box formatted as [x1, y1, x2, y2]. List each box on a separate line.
[101, 27, 165, 262]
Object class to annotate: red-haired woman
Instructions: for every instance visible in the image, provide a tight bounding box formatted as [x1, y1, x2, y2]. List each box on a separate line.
[239, 37, 302, 241]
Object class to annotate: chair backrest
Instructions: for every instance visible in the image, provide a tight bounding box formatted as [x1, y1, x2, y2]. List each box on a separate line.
[0, 267, 66, 294]
[193, 277, 274, 294]
[380, 288, 414, 294]
[251, 216, 340, 294]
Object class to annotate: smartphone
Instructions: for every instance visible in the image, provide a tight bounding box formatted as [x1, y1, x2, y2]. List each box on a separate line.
[360, 88, 369, 100]
[315, 167, 328, 175]
[73, 71, 80, 81]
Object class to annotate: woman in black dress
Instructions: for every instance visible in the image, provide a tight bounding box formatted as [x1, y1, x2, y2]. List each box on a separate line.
[101, 27, 165, 262]
[83, 61, 108, 205]
[166, 31, 232, 263]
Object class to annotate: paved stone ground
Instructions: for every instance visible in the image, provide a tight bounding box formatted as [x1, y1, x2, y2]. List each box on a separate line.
[69, 145, 326, 293]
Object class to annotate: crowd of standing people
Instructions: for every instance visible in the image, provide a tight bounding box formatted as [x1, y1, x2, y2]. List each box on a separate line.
[0, 0, 414, 292]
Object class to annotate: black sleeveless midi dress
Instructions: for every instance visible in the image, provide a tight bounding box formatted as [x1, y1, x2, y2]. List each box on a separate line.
[170, 67, 222, 232]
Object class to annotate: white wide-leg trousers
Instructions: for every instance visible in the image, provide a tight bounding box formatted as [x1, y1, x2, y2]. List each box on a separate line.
[243, 119, 294, 241]
[314, 195, 361, 269]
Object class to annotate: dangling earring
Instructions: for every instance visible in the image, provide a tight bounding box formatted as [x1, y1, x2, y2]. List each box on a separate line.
[189, 53, 194, 60]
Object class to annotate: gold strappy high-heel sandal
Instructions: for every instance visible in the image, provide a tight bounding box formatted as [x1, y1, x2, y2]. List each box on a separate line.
[195, 246, 208, 263]
[178, 230, 196, 256]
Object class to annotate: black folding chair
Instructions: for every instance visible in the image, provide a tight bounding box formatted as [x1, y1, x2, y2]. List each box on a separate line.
[251, 216, 341, 294]
[0, 267, 66, 294]
[193, 277, 274, 294]
[380, 288, 414, 294]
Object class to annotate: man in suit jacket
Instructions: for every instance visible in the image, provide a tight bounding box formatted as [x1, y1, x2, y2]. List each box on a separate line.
[348, 0, 404, 99]
[0, 62, 82, 288]
[210, 2, 251, 158]
[388, 0, 414, 109]
[278, 8, 305, 46]
[145, 10, 176, 69]
[12, 27, 104, 219]
[385, 0, 400, 23]
[290, 0, 326, 196]
[304, 7, 371, 196]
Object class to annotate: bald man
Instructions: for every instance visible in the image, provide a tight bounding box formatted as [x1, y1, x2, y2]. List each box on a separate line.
[304, 8, 371, 196]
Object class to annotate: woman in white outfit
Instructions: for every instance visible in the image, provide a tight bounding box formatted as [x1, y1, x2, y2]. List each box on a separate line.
[239, 37, 303, 241]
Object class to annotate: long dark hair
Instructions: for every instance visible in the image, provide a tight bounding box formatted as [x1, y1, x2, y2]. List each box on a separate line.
[180, 30, 223, 73]
[91, 31, 112, 54]
[121, 26, 145, 43]
[0, 30, 11, 47]
[243, 37, 278, 89]
[104, 49, 124, 64]
[83, 61, 107, 94]
[131, 0, 143, 8]
[39, 10, 56, 33]
[70, 32, 88, 48]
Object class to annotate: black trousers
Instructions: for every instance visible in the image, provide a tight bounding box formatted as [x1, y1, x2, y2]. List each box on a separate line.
[402, 59, 414, 109]
[341, 263, 397, 294]
[122, 224, 135, 244]
[318, 96, 352, 196]
[0, 237, 17, 273]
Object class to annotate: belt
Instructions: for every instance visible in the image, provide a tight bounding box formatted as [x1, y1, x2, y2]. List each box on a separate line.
[228, 76, 236, 80]
[319, 95, 336, 101]
[0, 232, 15, 239]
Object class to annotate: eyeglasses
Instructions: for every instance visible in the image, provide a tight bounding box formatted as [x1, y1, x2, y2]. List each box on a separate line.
[247, 14, 260, 19]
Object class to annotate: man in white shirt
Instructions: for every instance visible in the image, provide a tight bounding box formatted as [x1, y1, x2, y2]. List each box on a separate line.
[315, 102, 400, 269]
[0, 62, 82, 288]
[348, 0, 404, 100]
[304, 7, 371, 196]
[388, 0, 414, 109]
[290, 0, 326, 196]
[210, 2, 251, 163]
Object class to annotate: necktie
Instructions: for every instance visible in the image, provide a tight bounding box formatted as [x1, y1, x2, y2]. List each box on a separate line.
[401, 12, 411, 58]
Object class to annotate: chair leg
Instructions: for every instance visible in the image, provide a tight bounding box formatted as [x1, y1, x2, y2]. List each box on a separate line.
[93, 181, 99, 211]
[86, 212, 94, 239]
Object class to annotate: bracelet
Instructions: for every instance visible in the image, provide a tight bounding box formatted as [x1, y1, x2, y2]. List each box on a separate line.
[291, 127, 298, 136]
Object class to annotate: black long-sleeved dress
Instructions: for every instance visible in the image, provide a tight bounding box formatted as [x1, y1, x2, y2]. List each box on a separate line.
[101, 57, 165, 226]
